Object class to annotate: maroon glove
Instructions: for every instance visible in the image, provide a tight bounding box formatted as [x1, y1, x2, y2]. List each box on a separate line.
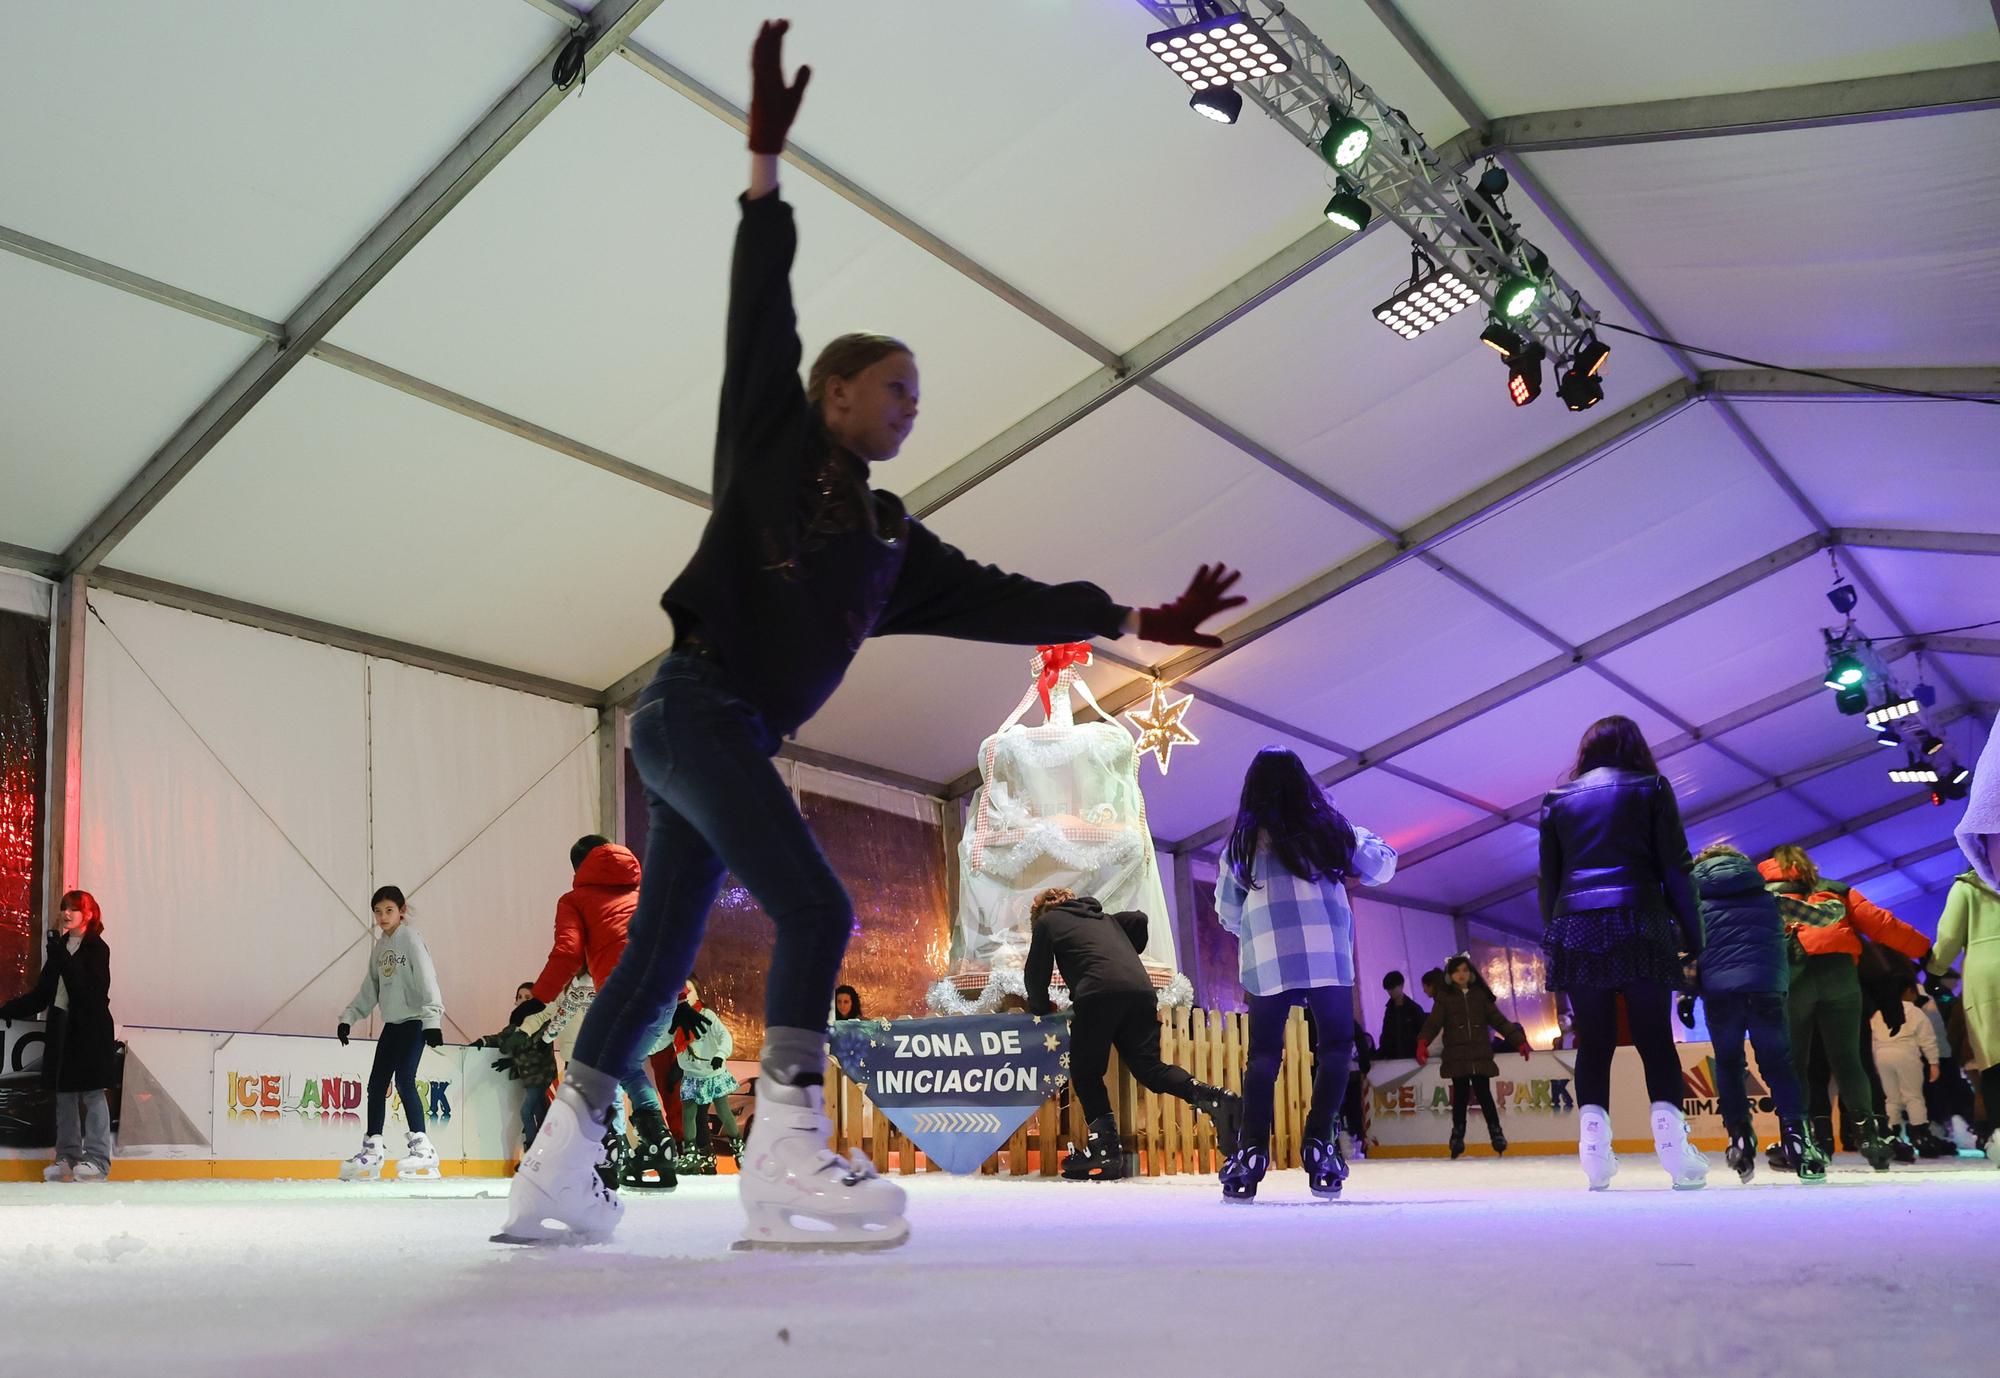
[1517, 1042, 1531, 1060]
[748, 20, 811, 154]
[1413, 1040, 1429, 1068]
[1137, 563, 1246, 648]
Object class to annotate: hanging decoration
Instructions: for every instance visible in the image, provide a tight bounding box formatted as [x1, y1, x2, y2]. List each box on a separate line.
[1126, 679, 1199, 775]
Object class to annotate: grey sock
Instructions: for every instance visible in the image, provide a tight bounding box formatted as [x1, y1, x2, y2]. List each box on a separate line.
[761, 1025, 827, 1087]
[563, 1061, 620, 1120]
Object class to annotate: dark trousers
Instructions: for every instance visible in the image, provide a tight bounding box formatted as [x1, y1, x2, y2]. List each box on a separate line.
[366, 1019, 427, 1137]
[518, 1083, 550, 1150]
[1705, 991, 1805, 1124]
[1787, 956, 1876, 1127]
[575, 655, 853, 1082]
[1244, 985, 1353, 1147]
[1071, 992, 1194, 1122]
[1450, 1075, 1500, 1138]
[1569, 983, 1683, 1109]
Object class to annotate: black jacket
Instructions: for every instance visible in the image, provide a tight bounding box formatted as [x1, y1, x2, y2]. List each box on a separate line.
[0, 933, 117, 1092]
[1024, 898, 1154, 1014]
[1418, 983, 1525, 1080]
[1538, 767, 1700, 953]
[660, 194, 1128, 738]
[1377, 994, 1429, 1059]
[1693, 852, 1788, 997]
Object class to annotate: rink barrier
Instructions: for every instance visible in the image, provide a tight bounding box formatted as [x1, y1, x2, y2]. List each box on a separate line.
[822, 1007, 1316, 1176]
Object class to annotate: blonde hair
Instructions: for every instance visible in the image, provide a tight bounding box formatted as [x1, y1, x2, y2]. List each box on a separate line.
[1770, 844, 1819, 889]
[1029, 887, 1077, 921]
[807, 333, 912, 406]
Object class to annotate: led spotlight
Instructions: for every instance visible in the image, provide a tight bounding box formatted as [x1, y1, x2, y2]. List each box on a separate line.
[1370, 260, 1480, 338]
[1889, 754, 1940, 786]
[1323, 183, 1371, 233]
[1826, 581, 1859, 615]
[1918, 729, 1945, 757]
[1950, 763, 1972, 786]
[1190, 85, 1243, 123]
[1147, 12, 1285, 95]
[1865, 694, 1921, 729]
[1320, 112, 1372, 168]
[1496, 273, 1540, 319]
[1572, 335, 1610, 377]
[1823, 651, 1866, 690]
[1557, 359, 1605, 411]
[1507, 341, 1546, 407]
[1874, 728, 1904, 748]
[1479, 320, 1523, 359]
[1835, 684, 1869, 715]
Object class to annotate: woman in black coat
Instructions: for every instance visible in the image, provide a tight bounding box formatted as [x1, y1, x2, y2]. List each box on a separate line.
[0, 890, 116, 1181]
[1538, 716, 1705, 1191]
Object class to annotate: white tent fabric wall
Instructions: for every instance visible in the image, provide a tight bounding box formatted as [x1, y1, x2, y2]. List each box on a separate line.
[0, 569, 51, 620]
[79, 592, 596, 1042]
[1352, 895, 1461, 1041]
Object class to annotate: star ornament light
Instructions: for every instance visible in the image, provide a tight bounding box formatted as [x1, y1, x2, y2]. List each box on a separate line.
[1126, 679, 1199, 775]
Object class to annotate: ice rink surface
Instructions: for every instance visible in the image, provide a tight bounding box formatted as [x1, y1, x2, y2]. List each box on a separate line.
[6, 1155, 1997, 1378]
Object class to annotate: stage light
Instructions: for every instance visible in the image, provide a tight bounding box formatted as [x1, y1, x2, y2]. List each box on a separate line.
[1320, 112, 1372, 169]
[1866, 694, 1921, 729]
[1479, 320, 1523, 358]
[1496, 273, 1540, 319]
[1835, 684, 1868, 715]
[1874, 728, 1903, 748]
[1823, 650, 1866, 690]
[1571, 335, 1610, 377]
[1889, 755, 1940, 785]
[1191, 85, 1242, 123]
[1146, 12, 1287, 97]
[1507, 342, 1546, 407]
[1323, 185, 1371, 233]
[1950, 763, 1971, 786]
[1918, 729, 1945, 756]
[1556, 358, 1604, 411]
[1371, 259, 1479, 339]
[1826, 581, 1859, 615]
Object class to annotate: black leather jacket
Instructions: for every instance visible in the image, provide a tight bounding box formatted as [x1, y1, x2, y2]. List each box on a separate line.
[1537, 768, 1700, 951]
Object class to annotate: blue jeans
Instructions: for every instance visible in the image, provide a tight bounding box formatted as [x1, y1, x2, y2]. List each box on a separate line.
[1243, 985, 1354, 1147]
[519, 1084, 550, 1150]
[572, 654, 854, 1086]
[1706, 991, 1805, 1124]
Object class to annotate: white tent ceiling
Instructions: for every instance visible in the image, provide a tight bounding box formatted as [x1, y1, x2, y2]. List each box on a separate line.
[4, 0, 1997, 934]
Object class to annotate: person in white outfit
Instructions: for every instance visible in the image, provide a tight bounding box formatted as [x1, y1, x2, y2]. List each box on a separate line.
[1870, 981, 1939, 1148]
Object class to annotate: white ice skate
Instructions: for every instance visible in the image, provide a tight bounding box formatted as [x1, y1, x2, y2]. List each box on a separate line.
[1945, 1116, 1977, 1152]
[494, 1082, 624, 1245]
[735, 1078, 908, 1252]
[70, 1161, 107, 1183]
[1578, 1104, 1618, 1191]
[339, 1134, 386, 1181]
[396, 1131, 441, 1180]
[1650, 1101, 1708, 1190]
[43, 1161, 71, 1182]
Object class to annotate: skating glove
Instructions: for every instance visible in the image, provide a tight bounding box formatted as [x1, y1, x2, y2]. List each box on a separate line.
[1676, 994, 1697, 1030]
[1516, 1042, 1532, 1060]
[1137, 563, 1247, 648]
[423, 1027, 444, 1049]
[510, 997, 546, 1029]
[1413, 1040, 1429, 1068]
[747, 20, 811, 155]
[336, 1023, 351, 1046]
[672, 1002, 713, 1041]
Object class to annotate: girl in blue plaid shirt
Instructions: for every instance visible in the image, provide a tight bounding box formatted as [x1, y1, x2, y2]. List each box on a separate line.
[1216, 748, 1398, 1201]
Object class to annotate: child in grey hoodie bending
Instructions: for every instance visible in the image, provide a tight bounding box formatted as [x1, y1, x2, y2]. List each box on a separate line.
[336, 885, 446, 1180]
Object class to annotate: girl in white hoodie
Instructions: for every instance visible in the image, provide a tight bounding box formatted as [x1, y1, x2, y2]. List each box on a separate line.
[336, 885, 446, 1180]
[1870, 980, 1939, 1151]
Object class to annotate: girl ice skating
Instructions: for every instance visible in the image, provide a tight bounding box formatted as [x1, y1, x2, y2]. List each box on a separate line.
[337, 886, 446, 1181]
[1416, 954, 1529, 1160]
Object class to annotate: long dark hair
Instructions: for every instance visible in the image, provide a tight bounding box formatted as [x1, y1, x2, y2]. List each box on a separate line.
[1569, 715, 1660, 780]
[834, 984, 864, 1020]
[58, 890, 104, 940]
[1225, 747, 1357, 889]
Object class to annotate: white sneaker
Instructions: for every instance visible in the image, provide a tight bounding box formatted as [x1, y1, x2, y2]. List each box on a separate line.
[70, 1161, 107, 1183]
[495, 1082, 624, 1245]
[736, 1078, 908, 1251]
[397, 1131, 440, 1180]
[1651, 1101, 1709, 1190]
[43, 1160, 72, 1183]
[339, 1134, 386, 1181]
[1578, 1104, 1618, 1191]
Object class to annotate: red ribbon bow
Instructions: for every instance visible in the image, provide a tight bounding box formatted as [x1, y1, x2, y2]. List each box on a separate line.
[1035, 643, 1093, 716]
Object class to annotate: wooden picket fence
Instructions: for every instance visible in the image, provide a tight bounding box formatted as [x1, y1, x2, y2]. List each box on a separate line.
[823, 1006, 1318, 1177]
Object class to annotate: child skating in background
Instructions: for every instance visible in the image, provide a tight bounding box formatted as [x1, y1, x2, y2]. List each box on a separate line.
[1689, 844, 1824, 1183]
[1416, 954, 1529, 1159]
[1871, 979, 1941, 1155]
[337, 886, 445, 1181]
[674, 980, 743, 1174]
[471, 982, 558, 1155]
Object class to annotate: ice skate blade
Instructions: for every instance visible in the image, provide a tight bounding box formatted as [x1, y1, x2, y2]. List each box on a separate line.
[397, 1167, 441, 1181]
[732, 1222, 910, 1253]
[489, 1225, 613, 1247]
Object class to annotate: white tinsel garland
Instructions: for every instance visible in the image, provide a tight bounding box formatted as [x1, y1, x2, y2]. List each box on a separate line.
[925, 969, 1194, 1017]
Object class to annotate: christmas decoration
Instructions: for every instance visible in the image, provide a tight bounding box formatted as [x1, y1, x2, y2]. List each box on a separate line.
[1126, 679, 1199, 775]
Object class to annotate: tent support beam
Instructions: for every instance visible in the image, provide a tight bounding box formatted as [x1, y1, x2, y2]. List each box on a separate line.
[40, 576, 88, 927]
[58, 0, 665, 577]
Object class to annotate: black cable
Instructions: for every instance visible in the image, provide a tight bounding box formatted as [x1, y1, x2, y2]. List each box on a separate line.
[553, 26, 593, 92]
[1594, 321, 2000, 406]
[1860, 616, 2000, 643]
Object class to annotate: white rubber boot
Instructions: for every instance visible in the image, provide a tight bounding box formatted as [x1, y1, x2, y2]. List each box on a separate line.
[43, 1160, 72, 1183]
[1651, 1101, 1709, 1190]
[339, 1135, 386, 1181]
[494, 1082, 624, 1245]
[397, 1131, 441, 1180]
[736, 1079, 908, 1252]
[1578, 1105, 1618, 1191]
